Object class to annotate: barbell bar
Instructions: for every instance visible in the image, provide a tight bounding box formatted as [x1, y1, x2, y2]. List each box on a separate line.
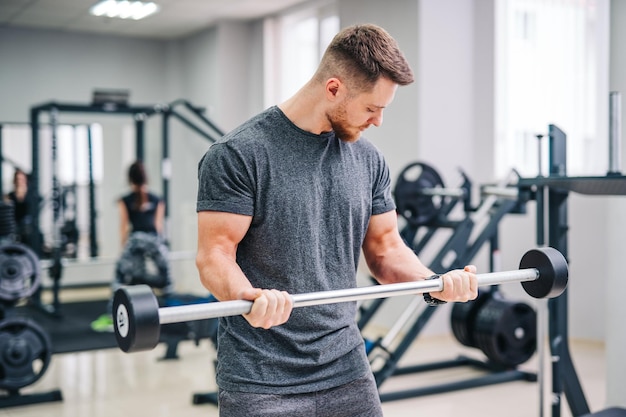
[113, 247, 568, 353]
[416, 185, 519, 200]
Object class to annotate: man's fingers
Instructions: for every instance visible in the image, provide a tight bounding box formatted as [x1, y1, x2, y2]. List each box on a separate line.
[243, 289, 293, 329]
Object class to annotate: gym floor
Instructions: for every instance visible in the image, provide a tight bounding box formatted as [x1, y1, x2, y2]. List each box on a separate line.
[2, 319, 606, 417]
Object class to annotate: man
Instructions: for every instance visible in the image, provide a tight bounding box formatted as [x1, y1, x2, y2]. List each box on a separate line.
[196, 23, 478, 417]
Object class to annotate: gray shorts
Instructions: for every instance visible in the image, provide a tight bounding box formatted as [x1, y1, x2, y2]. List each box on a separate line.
[218, 373, 383, 417]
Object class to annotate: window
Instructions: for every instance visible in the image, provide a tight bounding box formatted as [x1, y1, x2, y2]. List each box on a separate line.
[264, 2, 339, 106]
[495, 0, 607, 177]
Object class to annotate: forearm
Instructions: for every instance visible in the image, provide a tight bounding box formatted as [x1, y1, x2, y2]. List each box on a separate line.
[155, 201, 165, 236]
[366, 241, 434, 285]
[196, 246, 253, 302]
[120, 224, 129, 247]
[364, 211, 435, 284]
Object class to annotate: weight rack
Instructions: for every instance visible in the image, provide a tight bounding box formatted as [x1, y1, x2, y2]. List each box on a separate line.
[358, 165, 535, 401]
[518, 124, 626, 417]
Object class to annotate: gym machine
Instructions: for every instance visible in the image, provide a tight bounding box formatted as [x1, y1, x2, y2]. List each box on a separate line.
[358, 161, 536, 401]
[0, 121, 89, 258]
[27, 96, 223, 316]
[0, 202, 61, 408]
[29, 96, 224, 258]
[517, 123, 626, 417]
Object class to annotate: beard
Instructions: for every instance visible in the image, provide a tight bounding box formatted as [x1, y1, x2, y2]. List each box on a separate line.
[328, 102, 366, 143]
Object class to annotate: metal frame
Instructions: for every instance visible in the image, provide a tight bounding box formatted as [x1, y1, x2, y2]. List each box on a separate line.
[29, 101, 157, 256]
[28, 99, 224, 252]
[353, 171, 531, 401]
[518, 124, 626, 417]
[25, 99, 222, 315]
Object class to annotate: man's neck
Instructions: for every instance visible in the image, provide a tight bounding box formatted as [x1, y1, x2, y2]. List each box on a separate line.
[278, 83, 331, 135]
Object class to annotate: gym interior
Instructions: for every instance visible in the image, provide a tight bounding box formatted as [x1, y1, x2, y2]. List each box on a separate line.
[0, 0, 625, 416]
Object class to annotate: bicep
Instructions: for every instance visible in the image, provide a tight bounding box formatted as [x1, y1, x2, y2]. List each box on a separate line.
[362, 211, 404, 264]
[197, 211, 252, 258]
[196, 211, 255, 299]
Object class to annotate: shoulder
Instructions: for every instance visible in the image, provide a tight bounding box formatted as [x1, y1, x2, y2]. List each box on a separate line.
[214, 107, 286, 150]
[199, 107, 282, 170]
[351, 136, 386, 162]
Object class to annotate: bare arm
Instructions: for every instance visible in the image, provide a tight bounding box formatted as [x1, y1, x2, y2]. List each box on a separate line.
[362, 211, 477, 302]
[118, 200, 130, 248]
[154, 200, 165, 236]
[195, 211, 293, 328]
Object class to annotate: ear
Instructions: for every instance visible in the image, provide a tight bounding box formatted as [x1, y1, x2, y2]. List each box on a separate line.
[325, 78, 342, 101]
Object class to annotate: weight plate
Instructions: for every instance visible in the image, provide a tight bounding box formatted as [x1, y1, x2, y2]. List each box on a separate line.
[113, 285, 161, 353]
[450, 289, 494, 348]
[473, 297, 537, 367]
[520, 247, 569, 299]
[0, 203, 16, 238]
[0, 317, 52, 391]
[394, 162, 445, 226]
[0, 243, 41, 304]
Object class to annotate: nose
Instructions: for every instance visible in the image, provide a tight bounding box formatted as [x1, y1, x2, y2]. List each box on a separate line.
[368, 111, 383, 127]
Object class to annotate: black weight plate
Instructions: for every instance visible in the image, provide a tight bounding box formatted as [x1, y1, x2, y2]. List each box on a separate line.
[520, 247, 569, 299]
[450, 289, 494, 348]
[394, 162, 445, 226]
[0, 243, 42, 303]
[0, 317, 52, 390]
[113, 285, 161, 353]
[0, 203, 16, 238]
[473, 297, 537, 367]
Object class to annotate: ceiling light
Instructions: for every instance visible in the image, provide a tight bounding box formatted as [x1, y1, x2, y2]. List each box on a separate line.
[90, 0, 160, 21]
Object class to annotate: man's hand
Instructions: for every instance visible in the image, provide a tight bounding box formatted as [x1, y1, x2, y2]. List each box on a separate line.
[238, 288, 294, 329]
[429, 265, 478, 302]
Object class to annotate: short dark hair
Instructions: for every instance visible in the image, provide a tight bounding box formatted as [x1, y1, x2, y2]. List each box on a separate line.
[315, 24, 414, 91]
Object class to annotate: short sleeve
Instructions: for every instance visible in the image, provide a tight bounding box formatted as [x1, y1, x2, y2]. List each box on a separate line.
[371, 153, 396, 216]
[196, 143, 255, 216]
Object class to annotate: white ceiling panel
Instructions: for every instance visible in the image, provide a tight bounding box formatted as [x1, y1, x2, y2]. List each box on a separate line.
[0, 0, 310, 40]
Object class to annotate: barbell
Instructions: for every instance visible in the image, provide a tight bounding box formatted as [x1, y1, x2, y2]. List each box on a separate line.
[113, 247, 568, 353]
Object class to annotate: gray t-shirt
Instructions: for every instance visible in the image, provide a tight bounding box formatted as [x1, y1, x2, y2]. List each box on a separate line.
[196, 106, 396, 394]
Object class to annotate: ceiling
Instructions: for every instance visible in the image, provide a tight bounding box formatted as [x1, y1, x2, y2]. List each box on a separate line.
[0, 0, 310, 40]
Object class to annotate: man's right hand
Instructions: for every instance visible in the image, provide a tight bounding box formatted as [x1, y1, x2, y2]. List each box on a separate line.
[238, 288, 293, 329]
